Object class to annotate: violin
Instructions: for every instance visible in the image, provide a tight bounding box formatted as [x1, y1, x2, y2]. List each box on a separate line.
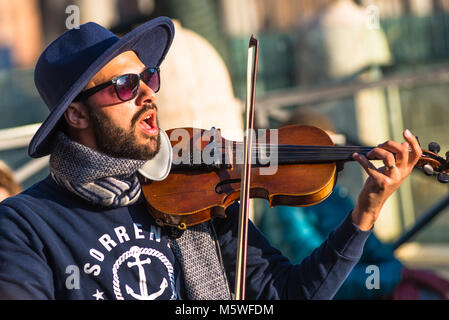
[141, 124, 449, 230]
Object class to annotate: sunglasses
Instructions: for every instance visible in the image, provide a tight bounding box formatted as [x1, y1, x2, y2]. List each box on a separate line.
[76, 66, 160, 102]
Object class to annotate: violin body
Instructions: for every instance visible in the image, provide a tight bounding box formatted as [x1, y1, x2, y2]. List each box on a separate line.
[141, 124, 449, 230]
[141, 125, 337, 229]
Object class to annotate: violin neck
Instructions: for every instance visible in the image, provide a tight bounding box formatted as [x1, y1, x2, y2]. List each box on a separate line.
[273, 145, 374, 165]
[171, 145, 374, 171]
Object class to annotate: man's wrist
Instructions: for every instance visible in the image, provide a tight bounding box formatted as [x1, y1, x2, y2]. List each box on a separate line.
[351, 206, 377, 231]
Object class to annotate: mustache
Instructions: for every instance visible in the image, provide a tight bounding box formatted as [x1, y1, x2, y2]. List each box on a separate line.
[131, 103, 158, 128]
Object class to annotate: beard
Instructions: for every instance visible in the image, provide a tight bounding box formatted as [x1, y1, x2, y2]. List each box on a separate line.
[87, 103, 161, 160]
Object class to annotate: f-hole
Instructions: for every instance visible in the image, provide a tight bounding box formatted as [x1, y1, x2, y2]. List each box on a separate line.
[215, 178, 241, 194]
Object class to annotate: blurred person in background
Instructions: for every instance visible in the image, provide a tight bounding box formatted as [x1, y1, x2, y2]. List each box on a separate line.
[0, 160, 21, 202]
[258, 107, 449, 300]
[155, 19, 243, 140]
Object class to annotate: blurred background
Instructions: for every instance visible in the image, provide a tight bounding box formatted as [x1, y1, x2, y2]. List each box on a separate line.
[1, 0, 449, 283]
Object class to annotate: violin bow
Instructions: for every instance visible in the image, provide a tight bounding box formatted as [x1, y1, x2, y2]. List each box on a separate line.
[235, 35, 259, 300]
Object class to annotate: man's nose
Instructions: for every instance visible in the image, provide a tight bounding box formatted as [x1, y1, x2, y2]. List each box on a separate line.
[135, 80, 156, 105]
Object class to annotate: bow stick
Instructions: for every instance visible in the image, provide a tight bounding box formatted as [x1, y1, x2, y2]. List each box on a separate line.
[234, 35, 259, 300]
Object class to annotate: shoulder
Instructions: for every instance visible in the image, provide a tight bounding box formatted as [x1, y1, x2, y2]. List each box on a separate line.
[0, 175, 82, 224]
[2, 175, 76, 206]
[1, 178, 45, 211]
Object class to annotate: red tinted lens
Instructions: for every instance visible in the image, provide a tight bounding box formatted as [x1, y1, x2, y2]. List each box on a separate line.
[142, 68, 160, 92]
[115, 74, 139, 101]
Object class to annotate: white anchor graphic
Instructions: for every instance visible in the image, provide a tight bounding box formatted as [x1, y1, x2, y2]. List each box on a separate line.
[125, 246, 168, 300]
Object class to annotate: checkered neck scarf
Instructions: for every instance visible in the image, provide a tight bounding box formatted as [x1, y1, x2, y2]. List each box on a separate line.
[49, 131, 146, 207]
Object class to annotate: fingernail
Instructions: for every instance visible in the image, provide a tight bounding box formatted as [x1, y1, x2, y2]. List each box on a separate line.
[404, 129, 412, 137]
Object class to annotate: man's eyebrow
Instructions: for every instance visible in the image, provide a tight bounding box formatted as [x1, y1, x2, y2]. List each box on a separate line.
[108, 66, 147, 80]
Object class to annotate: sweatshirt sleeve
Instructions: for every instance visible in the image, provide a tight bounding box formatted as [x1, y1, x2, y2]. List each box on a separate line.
[0, 204, 55, 300]
[214, 203, 372, 300]
[333, 233, 403, 299]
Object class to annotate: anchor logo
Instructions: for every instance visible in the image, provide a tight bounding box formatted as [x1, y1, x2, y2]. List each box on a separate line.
[112, 246, 175, 300]
[125, 247, 167, 300]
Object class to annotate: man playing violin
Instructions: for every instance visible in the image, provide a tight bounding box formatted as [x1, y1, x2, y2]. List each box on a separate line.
[0, 17, 421, 300]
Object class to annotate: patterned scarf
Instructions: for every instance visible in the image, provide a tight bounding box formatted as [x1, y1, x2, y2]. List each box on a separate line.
[50, 132, 146, 207]
[168, 223, 232, 300]
[49, 131, 232, 300]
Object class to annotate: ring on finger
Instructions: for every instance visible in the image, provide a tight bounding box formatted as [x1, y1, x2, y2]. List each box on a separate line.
[386, 164, 396, 171]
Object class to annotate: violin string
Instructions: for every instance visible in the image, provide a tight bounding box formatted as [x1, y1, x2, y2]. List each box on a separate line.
[183, 143, 419, 165]
[215, 143, 373, 147]
[183, 144, 375, 164]
[220, 148, 374, 153]
[216, 151, 369, 164]
[214, 144, 373, 149]
[215, 146, 373, 154]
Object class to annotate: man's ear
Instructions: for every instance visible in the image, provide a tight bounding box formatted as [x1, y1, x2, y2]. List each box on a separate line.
[64, 101, 90, 130]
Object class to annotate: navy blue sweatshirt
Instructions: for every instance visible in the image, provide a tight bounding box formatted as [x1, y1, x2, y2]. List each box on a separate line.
[0, 176, 371, 300]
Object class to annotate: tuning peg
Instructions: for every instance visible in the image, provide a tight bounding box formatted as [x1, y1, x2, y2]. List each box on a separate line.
[428, 142, 440, 154]
[423, 164, 434, 176]
[437, 172, 449, 183]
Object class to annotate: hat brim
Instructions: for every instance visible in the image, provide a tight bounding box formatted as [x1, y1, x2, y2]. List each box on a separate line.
[28, 17, 175, 158]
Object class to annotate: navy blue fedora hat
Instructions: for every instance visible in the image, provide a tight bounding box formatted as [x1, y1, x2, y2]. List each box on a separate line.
[29, 16, 175, 158]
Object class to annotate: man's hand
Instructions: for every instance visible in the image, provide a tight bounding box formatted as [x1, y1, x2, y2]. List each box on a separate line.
[351, 129, 422, 231]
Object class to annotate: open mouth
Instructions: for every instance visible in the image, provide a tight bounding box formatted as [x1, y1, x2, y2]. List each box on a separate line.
[138, 110, 159, 136]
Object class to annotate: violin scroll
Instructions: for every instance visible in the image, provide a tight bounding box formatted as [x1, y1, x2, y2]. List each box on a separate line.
[416, 141, 449, 183]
